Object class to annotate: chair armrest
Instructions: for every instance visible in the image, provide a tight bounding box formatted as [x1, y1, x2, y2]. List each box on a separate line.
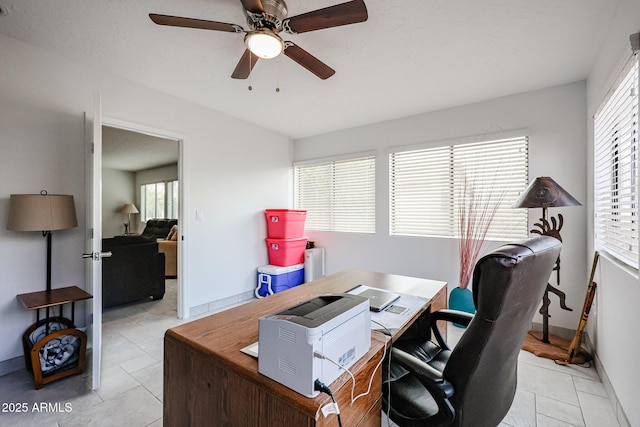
[430, 309, 474, 350]
[390, 346, 456, 425]
[391, 347, 454, 398]
[432, 309, 474, 325]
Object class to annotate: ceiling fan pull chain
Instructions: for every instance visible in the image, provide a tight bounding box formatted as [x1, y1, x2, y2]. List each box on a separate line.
[248, 52, 253, 91]
[275, 56, 281, 93]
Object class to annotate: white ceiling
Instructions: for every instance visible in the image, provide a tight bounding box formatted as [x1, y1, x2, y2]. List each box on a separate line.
[102, 126, 178, 172]
[0, 0, 619, 139]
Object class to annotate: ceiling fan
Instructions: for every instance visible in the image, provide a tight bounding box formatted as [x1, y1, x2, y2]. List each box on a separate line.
[149, 0, 368, 80]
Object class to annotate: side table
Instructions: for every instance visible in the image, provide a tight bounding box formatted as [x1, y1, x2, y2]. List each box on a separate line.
[17, 286, 92, 389]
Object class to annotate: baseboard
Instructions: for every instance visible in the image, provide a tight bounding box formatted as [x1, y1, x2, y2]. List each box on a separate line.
[189, 289, 254, 318]
[588, 334, 632, 427]
[0, 355, 24, 377]
[530, 321, 576, 341]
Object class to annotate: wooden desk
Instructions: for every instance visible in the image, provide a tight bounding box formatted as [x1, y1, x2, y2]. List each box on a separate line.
[164, 270, 447, 427]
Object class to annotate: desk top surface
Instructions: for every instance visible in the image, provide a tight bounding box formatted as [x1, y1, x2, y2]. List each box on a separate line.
[166, 268, 446, 368]
[169, 269, 445, 337]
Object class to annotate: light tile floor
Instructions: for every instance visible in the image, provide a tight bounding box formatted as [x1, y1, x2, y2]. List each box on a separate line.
[0, 280, 620, 427]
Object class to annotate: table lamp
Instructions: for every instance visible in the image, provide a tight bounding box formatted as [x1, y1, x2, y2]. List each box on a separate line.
[7, 191, 78, 292]
[120, 203, 139, 235]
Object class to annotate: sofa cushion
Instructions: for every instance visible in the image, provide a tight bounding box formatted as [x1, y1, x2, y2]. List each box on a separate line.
[166, 224, 178, 240]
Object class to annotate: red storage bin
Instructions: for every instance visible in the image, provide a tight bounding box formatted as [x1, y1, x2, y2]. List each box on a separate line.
[266, 237, 307, 267]
[265, 209, 307, 239]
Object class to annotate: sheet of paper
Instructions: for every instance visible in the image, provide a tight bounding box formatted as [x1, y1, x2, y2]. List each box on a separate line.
[241, 341, 259, 358]
[348, 285, 426, 334]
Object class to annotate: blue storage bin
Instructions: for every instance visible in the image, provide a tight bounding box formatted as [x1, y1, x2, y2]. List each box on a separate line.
[255, 264, 304, 298]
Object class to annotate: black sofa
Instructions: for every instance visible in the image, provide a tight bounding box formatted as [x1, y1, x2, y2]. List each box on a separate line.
[102, 236, 165, 308]
[141, 219, 178, 240]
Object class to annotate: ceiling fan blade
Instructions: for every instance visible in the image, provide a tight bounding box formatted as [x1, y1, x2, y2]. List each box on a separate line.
[284, 43, 335, 80]
[240, 0, 264, 14]
[231, 49, 260, 79]
[283, 0, 368, 34]
[149, 14, 243, 33]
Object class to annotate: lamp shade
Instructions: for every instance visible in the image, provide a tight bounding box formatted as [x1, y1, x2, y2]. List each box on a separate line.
[245, 30, 284, 59]
[120, 203, 139, 214]
[7, 194, 78, 232]
[512, 177, 581, 209]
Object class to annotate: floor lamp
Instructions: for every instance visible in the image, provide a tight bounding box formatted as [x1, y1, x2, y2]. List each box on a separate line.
[513, 177, 581, 358]
[7, 191, 78, 293]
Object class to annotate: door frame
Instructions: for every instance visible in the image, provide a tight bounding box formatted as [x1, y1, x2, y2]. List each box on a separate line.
[101, 117, 189, 319]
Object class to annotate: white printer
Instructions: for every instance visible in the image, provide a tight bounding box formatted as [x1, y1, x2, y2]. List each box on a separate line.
[258, 293, 371, 397]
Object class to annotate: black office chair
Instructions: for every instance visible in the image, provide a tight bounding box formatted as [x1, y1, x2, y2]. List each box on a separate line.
[383, 236, 562, 427]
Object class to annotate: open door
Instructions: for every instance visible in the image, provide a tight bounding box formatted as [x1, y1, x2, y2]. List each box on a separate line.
[84, 93, 110, 390]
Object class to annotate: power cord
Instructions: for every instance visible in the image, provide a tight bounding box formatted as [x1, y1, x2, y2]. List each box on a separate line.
[314, 325, 391, 407]
[314, 379, 343, 427]
[353, 331, 389, 404]
[315, 351, 357, 403]
[371, 320, 394, 427]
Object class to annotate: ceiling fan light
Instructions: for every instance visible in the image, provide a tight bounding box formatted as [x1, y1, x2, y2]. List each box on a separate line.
[245, 30, 283, 59]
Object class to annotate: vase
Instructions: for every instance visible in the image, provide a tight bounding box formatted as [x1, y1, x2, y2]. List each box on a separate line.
[448, 286, 475, 328]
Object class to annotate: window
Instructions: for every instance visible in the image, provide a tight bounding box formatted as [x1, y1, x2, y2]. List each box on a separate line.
[389, 136, 529, 240]
[594, 53, 639, 269]
[141, 180, 179, 222]
[167, 180, 179, 219]
[294, 155, 375, 233]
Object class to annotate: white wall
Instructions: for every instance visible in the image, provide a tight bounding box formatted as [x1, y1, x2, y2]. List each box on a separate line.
[585, 0, 640, 425]
[0, 71, 87, 370]
[294, 81, 588, 333]
[0, 33, 291, 364]
[102, 168, 135, 237]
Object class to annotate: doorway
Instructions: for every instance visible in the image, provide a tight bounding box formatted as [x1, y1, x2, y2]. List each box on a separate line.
[100, 118, 187, 319]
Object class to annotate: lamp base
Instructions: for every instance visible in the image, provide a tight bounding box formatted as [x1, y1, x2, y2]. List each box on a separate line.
[522, 331, 590, 365]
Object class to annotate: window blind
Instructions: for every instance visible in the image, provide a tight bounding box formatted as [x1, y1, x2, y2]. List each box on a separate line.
[294, 155, 375, 233]
[141, 180, 179, 221]
[141, 182, 166, 221]
[594, 53, 639, 269]
[390, 137, 529, 240]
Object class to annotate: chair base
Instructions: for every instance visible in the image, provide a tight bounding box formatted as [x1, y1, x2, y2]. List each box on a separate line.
[522, 331, 589, 364]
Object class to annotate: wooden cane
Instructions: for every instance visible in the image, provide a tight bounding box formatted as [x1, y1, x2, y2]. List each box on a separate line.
[566, 281, 597, 363]
[557, 251, 599, 364]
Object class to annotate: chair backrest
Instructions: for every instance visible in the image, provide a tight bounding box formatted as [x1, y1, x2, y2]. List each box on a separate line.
[444, 236, 561, 427]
